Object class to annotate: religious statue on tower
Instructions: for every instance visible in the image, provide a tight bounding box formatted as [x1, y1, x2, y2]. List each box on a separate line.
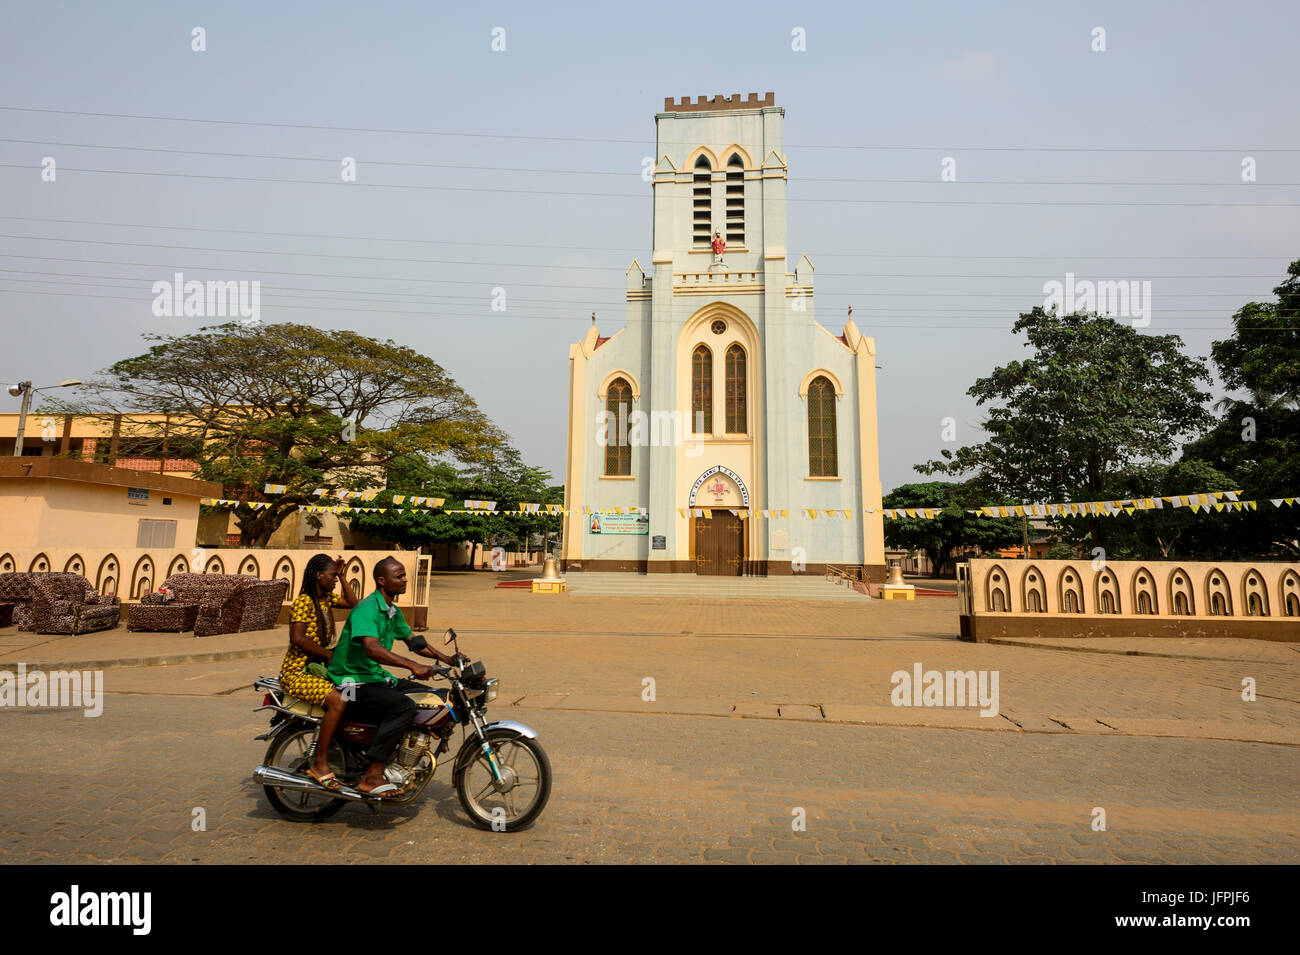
[710, 230, 726, 270]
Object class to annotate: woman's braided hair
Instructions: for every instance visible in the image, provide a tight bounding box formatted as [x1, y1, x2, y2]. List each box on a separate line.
[300, 554, 336, 647]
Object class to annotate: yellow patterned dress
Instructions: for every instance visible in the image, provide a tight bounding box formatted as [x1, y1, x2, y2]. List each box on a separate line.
[279, 592, 339, 705]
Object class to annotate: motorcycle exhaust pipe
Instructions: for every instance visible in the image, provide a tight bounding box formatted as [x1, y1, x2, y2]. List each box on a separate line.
[253, 765, 369, 803]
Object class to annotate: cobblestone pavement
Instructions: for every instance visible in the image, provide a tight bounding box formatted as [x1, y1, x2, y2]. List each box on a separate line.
[2, 574, 1297, 864]
[2, 695, 1297, 865]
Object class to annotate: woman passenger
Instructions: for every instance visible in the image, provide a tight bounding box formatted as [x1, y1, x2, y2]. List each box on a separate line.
[279, 554, 358, 789]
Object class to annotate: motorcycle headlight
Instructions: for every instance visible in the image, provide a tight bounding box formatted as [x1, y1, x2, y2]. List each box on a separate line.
[484, 678, 499, 702]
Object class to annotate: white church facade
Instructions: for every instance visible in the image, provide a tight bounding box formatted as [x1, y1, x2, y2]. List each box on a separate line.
[562, 93, 886, 578]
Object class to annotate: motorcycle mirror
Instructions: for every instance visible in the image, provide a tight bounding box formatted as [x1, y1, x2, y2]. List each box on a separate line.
[444, 627, 456, 646]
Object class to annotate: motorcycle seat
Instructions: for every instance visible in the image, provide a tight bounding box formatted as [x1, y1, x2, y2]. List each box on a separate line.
[283, 695, 326, 719]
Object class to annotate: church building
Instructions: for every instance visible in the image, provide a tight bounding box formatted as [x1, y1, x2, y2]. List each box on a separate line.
[562, 93, 886, 579]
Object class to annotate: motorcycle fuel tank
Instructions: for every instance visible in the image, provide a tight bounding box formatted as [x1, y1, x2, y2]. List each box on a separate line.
[408, 690, 456, 730]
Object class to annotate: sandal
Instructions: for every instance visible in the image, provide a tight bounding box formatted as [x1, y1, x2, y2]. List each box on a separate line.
[306, 768, 342, 791]
[359, 783, 403, 799]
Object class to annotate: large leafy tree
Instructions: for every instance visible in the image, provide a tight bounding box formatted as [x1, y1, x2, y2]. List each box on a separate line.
[918, 308, 1212, 553]
[1091, 458, 1239, 559]
[1180, 259, 1300, 557]
[351, 452, 563, 566]
[882, 482, 1020, 576]
[60, 323, 508, 545]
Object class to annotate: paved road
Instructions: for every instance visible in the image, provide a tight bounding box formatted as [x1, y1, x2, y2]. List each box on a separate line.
[2, 692, 1296, 864]
[4, 576, 1297, 864]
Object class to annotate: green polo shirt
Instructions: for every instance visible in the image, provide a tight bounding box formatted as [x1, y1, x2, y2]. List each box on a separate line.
[327, 590, 414, 686]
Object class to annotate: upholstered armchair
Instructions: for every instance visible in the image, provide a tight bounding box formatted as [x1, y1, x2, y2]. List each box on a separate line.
[0, 573, 36, 630]
[25, 573, 120, 635]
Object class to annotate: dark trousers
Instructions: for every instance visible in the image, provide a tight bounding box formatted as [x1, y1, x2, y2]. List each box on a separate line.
[346, 678, 423, 763]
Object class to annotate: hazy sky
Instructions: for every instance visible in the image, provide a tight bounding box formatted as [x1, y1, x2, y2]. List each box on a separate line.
[2, 1, 1297, 493]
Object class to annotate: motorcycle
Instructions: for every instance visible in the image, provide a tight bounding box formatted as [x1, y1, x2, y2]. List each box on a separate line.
[250, 628, 551, 831]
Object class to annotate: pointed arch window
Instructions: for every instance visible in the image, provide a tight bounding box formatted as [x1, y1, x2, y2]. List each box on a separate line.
[691, 345, 713, 433]
[604, 377, 632, 476]
[807, 376, 837, 476]
[692, 156, 712, 247]
[725, 343, 746, 433]
[725, 154, 745, 245]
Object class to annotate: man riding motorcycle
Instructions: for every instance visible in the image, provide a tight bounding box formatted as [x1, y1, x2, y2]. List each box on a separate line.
[326, 556, 462, 798]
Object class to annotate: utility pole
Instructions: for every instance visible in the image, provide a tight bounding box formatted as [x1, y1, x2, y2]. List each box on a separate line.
[10, 381, 32, 455]
[8, 378, 82, 456]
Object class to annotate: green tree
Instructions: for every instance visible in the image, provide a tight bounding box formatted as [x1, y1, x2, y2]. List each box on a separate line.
[882, 482, 1020, 577]
[1180, 259, 1300, 557]
[1092, 458, 1238, 559]
[60, 323, 508, 545]
[918, 308, 1212, 554]
[351, 452, 563, 566]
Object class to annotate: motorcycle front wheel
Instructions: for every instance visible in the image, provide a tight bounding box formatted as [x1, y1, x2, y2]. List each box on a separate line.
[262, 725, 348, 823]
[454, 728, 552, 832]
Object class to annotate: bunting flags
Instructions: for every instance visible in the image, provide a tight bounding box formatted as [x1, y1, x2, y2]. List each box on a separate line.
[200, 488, 1296, 521]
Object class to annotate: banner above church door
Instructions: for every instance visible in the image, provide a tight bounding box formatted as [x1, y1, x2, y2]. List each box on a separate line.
[688, 466, 751, 507]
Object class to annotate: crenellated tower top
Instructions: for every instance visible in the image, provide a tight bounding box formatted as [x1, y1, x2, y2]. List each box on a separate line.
[662, 92, 776, 113]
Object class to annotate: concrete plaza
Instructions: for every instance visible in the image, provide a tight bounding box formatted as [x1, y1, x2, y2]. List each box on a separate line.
[1, 571, 1296, 864]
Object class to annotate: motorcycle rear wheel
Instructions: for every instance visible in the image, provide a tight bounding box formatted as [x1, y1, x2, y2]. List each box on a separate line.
[263, 726, 348, 823]
[454, 728, 551, 832]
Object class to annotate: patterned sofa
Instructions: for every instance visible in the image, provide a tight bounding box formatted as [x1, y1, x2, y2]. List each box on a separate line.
[0, 572, 121, 635]
[149, 573, 290, 637]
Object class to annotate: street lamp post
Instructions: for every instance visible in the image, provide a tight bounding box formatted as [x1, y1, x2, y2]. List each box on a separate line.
[8, 379, 83, 456]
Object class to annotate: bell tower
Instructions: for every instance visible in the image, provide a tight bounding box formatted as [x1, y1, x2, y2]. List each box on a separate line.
[650, 92, 786, 275]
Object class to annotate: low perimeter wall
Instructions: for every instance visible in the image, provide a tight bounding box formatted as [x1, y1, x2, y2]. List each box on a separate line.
[958, 558, 1300, 643]
[0, 547, 422, 612]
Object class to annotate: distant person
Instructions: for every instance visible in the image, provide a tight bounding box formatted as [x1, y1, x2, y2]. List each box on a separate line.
[279, 554, 358, 790]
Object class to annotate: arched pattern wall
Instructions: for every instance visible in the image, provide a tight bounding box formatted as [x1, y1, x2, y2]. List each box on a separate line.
[1132, 567, 1158, 615]
[987, 564, 1011, 612]
[1022, 565, 1047, 613]
[1096, 569, 1121, 614]
[1241, 567, 1269, 616]
[963, 559, 1300, 625]
[96, 554, 120, 597]
[1206, 568, 1233, 616]
[1058, 567, 1084, 613]
[1281, 570, 1300, 617]
[1169, 568, 1195, 616]
[344, 557, 367, 602]
[0, 549, 421, 618]
[131, 555, 155, 599]
[273, 556, 296, 596]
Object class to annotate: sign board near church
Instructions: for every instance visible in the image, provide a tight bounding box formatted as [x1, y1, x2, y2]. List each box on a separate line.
[588, 513, 649, 535]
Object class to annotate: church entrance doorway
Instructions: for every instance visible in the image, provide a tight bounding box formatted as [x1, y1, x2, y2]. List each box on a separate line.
[693, 510, 743, 576]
